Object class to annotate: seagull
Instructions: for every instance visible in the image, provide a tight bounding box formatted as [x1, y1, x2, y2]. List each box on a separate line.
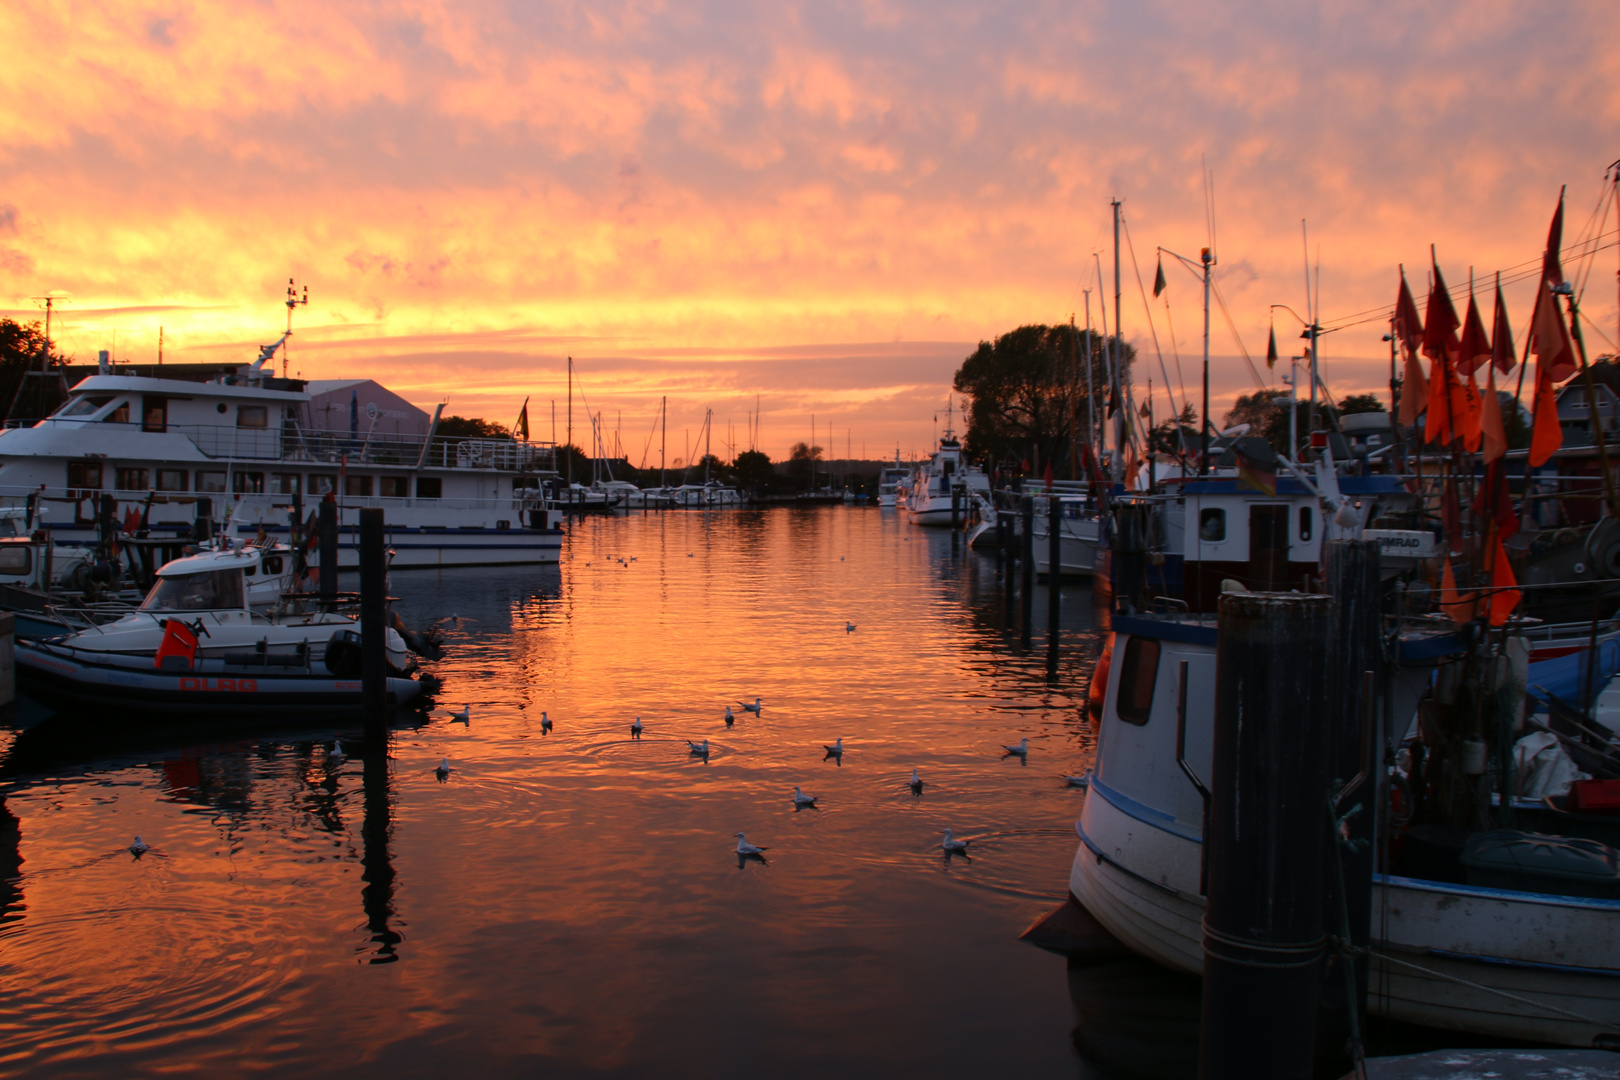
[631, 716, 642, 739]
[435, 757, 451, 780]
[910, 768, 924, 795]
[792, 786, 817, 807]
[740, 698, 762, 715]
[687, 552, 694, 557]
[1065, 773, 1090, 788]
[540, 711, 553, 734]
[1003, 738, 1028, 757]
[129, 836, 150, 857]
[687, 739, 710, 756]
[823, 738, 844, 756]
[724, 705, 734, 727]
[448, 705, 470, 724]
[941, 829, 971, 853]
[330, 740, 346, 764]
[734, 833, 768, 856]
[845, 622, 856, 633]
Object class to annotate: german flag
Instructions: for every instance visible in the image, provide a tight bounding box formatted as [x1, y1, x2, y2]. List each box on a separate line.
[1233, 439, 1277, 496]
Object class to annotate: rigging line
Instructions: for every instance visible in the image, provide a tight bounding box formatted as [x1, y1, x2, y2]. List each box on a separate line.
[1208, 276, 1267, 391]
[1120, 212, 1183, 425]
[1163, 295, 1189, 409]
[1580, 307, 1619, 354]
[1325, 231, 1620, 331]
[1574, 173, 1614, 307]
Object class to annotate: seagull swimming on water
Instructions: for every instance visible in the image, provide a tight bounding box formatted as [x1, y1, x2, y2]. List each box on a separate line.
[740, 698, 762, 715]
[631, 716, 643, 739]
[792, 786, 817, 807]
[1003, 738, 1028, 757]
[448, 705, 470, 724]
[845, 622, 856, 633]
[910, 768, 923, 795]
[823, 738, 844, 756]
[330, 740, 346, 764]
[687, 739, 710, 757]
[941, 829, 970, 853]
[724, 705, 734, 727]
[734, 833, 768, 856]
[540, 711, 553, 734]
[435, 757, 451, 780]
[129, 836, 150, 857]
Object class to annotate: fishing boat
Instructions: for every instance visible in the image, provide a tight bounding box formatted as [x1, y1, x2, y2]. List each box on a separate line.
[17, 541, 423, 716]
[0, 343, 566, 568]
[878, 450, 910, 508]
[902, 405, 990, 527]
[1029, 488, 1104, 578]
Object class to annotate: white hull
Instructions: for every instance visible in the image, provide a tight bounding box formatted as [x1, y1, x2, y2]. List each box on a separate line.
[1072, 777, 1620, 1047]
[903, 497, 968, 527]
[1033, 517, 1100, 577]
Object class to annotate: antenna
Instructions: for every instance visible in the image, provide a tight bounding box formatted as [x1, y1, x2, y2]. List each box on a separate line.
[283, 277, 308, 377]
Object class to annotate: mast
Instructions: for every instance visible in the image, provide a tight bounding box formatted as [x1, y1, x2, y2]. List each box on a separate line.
[1200, 243, 1212, 476]
[661, 396, 667, 489]
[1112, 198, 1125, 484]
[705, 409, 712, 485]
[566, 356, 573, 485]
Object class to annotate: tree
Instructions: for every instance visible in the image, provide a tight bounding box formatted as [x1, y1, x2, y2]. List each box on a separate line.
[1338, 393, 1386, 415]
[436, 415, 511, 439]
[1224, 391, 1295, 455]
[734, 449, 773, 492]
[1149, 404, 1199, 455]
[0, 318, 69, 421]
[952, 324, 1132, 476]
[786, 442, 823, 490]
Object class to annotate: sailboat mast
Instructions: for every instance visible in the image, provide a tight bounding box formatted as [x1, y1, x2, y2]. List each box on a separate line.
[1201, 246, 1212, 476]
[566, 356, 573, 485]
[661, 396, 667, 489]
[1084, 290, 1096, 471]
[1111, 198, 1124, 483]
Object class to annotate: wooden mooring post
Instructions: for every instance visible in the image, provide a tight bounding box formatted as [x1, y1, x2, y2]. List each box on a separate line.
[1020, 495, 1034, 645]
[318, 496, 339, 610]
[359, 507, 387, 738]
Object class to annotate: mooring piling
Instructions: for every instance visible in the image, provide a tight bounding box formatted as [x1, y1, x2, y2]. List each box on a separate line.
[1020, 495, 1034, 645]
[1046, 492, 1062, 673]
[1200, 591, 1333, 1080]
[359, 507, 387, 737]
[318, 496, 339, 609]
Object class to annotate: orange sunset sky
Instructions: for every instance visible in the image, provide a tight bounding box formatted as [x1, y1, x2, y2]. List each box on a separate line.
[1, 1, 1616, 463]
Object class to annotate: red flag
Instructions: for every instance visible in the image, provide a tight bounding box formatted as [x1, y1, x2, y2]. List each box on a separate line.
[1531, 273, 1578, 385]
[1491, 274, 1516, 375]
[1422, 259, 1461, 444]
[1528, 344, 1563, 467]
[1543, 187, 1565, 288]
[1456, 288, 1491, 377]
[1457, 369, 1483, 452]
[1394, 269, 1424, 357]
[1439, 557, 1479, 625]
[1487, 535, 1520, 628]
[1474, 458, 1519, 540]
[1421, 260, 1460, 367]
[1395, 269, 1428, 426]
[1480, 364, 1507, 465]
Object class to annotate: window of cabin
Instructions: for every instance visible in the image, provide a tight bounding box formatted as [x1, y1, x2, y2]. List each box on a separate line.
[232, 472, 265, 494]
[262, 555, 284, 575]
[115, 467, 149, 491]
[379, 476, 408, 498]
[0, 545, 32, 575]
[156, 469, 188, 492]
[345, 475, 373, 497]
[1298, 506, 1313, 542]
[237, 406, 268, 429]
[1116, 636, 1161, 726]
[1198, 508, 1226, 543]
[416, 477, 442, 499]
[67, 461, 103, 489]
[308, 474, 337, 496]
[195, 471, 227, 493]
[106, 401, 130, 424]
[142, 397, 167, 432]
[57, 394, 115, 418]
[268, 473, 300, 495]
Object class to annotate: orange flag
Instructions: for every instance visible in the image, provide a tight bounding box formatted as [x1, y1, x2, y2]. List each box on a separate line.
[1422, 258, 1461, 444]
[1395, 269, 1427, 425]
[1487, 534, 1520, 627]
[1456, 370, 1483, 452]
[1528, 349, 1563, 467]
[1481, 364, 1506, 464]
[1439, 557, 1479, 624]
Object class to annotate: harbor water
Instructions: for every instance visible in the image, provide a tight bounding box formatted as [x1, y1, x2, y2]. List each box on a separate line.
[0, 505, 1173, 1078]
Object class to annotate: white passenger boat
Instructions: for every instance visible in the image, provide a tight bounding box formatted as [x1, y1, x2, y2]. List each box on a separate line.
[0, 353, 565, 569]
[878, 450, 910, 508]
[1072, 612, 1620, 1048]
[1030, 491, 1102, 578]
[902, 409, 989, 527]
[17, 542, 422, 716]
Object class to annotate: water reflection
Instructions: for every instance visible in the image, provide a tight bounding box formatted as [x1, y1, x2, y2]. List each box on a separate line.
[359, 740, 400, 964]
[1069, 957, 1202, 1080]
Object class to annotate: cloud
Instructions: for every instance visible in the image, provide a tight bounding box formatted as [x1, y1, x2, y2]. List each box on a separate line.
[0, 0, 1613, 454]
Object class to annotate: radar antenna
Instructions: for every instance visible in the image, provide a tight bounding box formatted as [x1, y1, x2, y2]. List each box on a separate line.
[282, 277, 308, 376]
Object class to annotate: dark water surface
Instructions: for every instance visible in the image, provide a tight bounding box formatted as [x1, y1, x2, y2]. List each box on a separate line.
[0, 506, 1128, 1078]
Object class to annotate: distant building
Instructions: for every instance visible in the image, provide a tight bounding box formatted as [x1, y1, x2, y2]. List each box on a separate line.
[1556, 381, 1620, 445]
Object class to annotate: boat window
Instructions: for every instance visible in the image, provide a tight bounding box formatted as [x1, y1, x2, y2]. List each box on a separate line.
[1198, 508, 1226, 542]
[106, 401, 130, 424]
[269, 473, 300, 495]
[346, 475, 373, 497]
[1116, 637, 1160, 726]
[156, 469, 188, 491]
[262, 555, 283, 574]
[195, 471, 227, 493]
[0, 545, 31, 574]
[56, 394, 116, 418]
[237, 406, 268, 429]
[143, 396, 167, 432]
[140, 569, 246, 611]
[116, 468, 149, 491]
[67, 461, 102, 489]
[379, 476, 408, 498]
[308, 474, 337, 496]
[416, 477, 442, 499]
[1298, 506, 1313, 542]
[232, 472, 264, 494]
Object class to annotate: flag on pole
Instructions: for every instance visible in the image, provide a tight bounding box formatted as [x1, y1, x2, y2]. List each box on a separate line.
[1266, 322, 1278, 369]
[1486, 535, 1520, 627]
[514, 397, 530, 441]
[1422, 259, 1461, 445]
[1153, 256, 1166, 298]
[1395, 269, 1427, 425]
[1480, 364, 1507, 464]
[1491, 274, 1516, 375]
[1233, 441, 1277, 497]
[1438, 557, 1479, 625]
[1528, 193, 1576, 465]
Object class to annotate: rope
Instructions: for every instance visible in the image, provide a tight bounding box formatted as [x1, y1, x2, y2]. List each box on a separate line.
[1201, 919, 1326, 969]
[1372, 948, 1620, 1033]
